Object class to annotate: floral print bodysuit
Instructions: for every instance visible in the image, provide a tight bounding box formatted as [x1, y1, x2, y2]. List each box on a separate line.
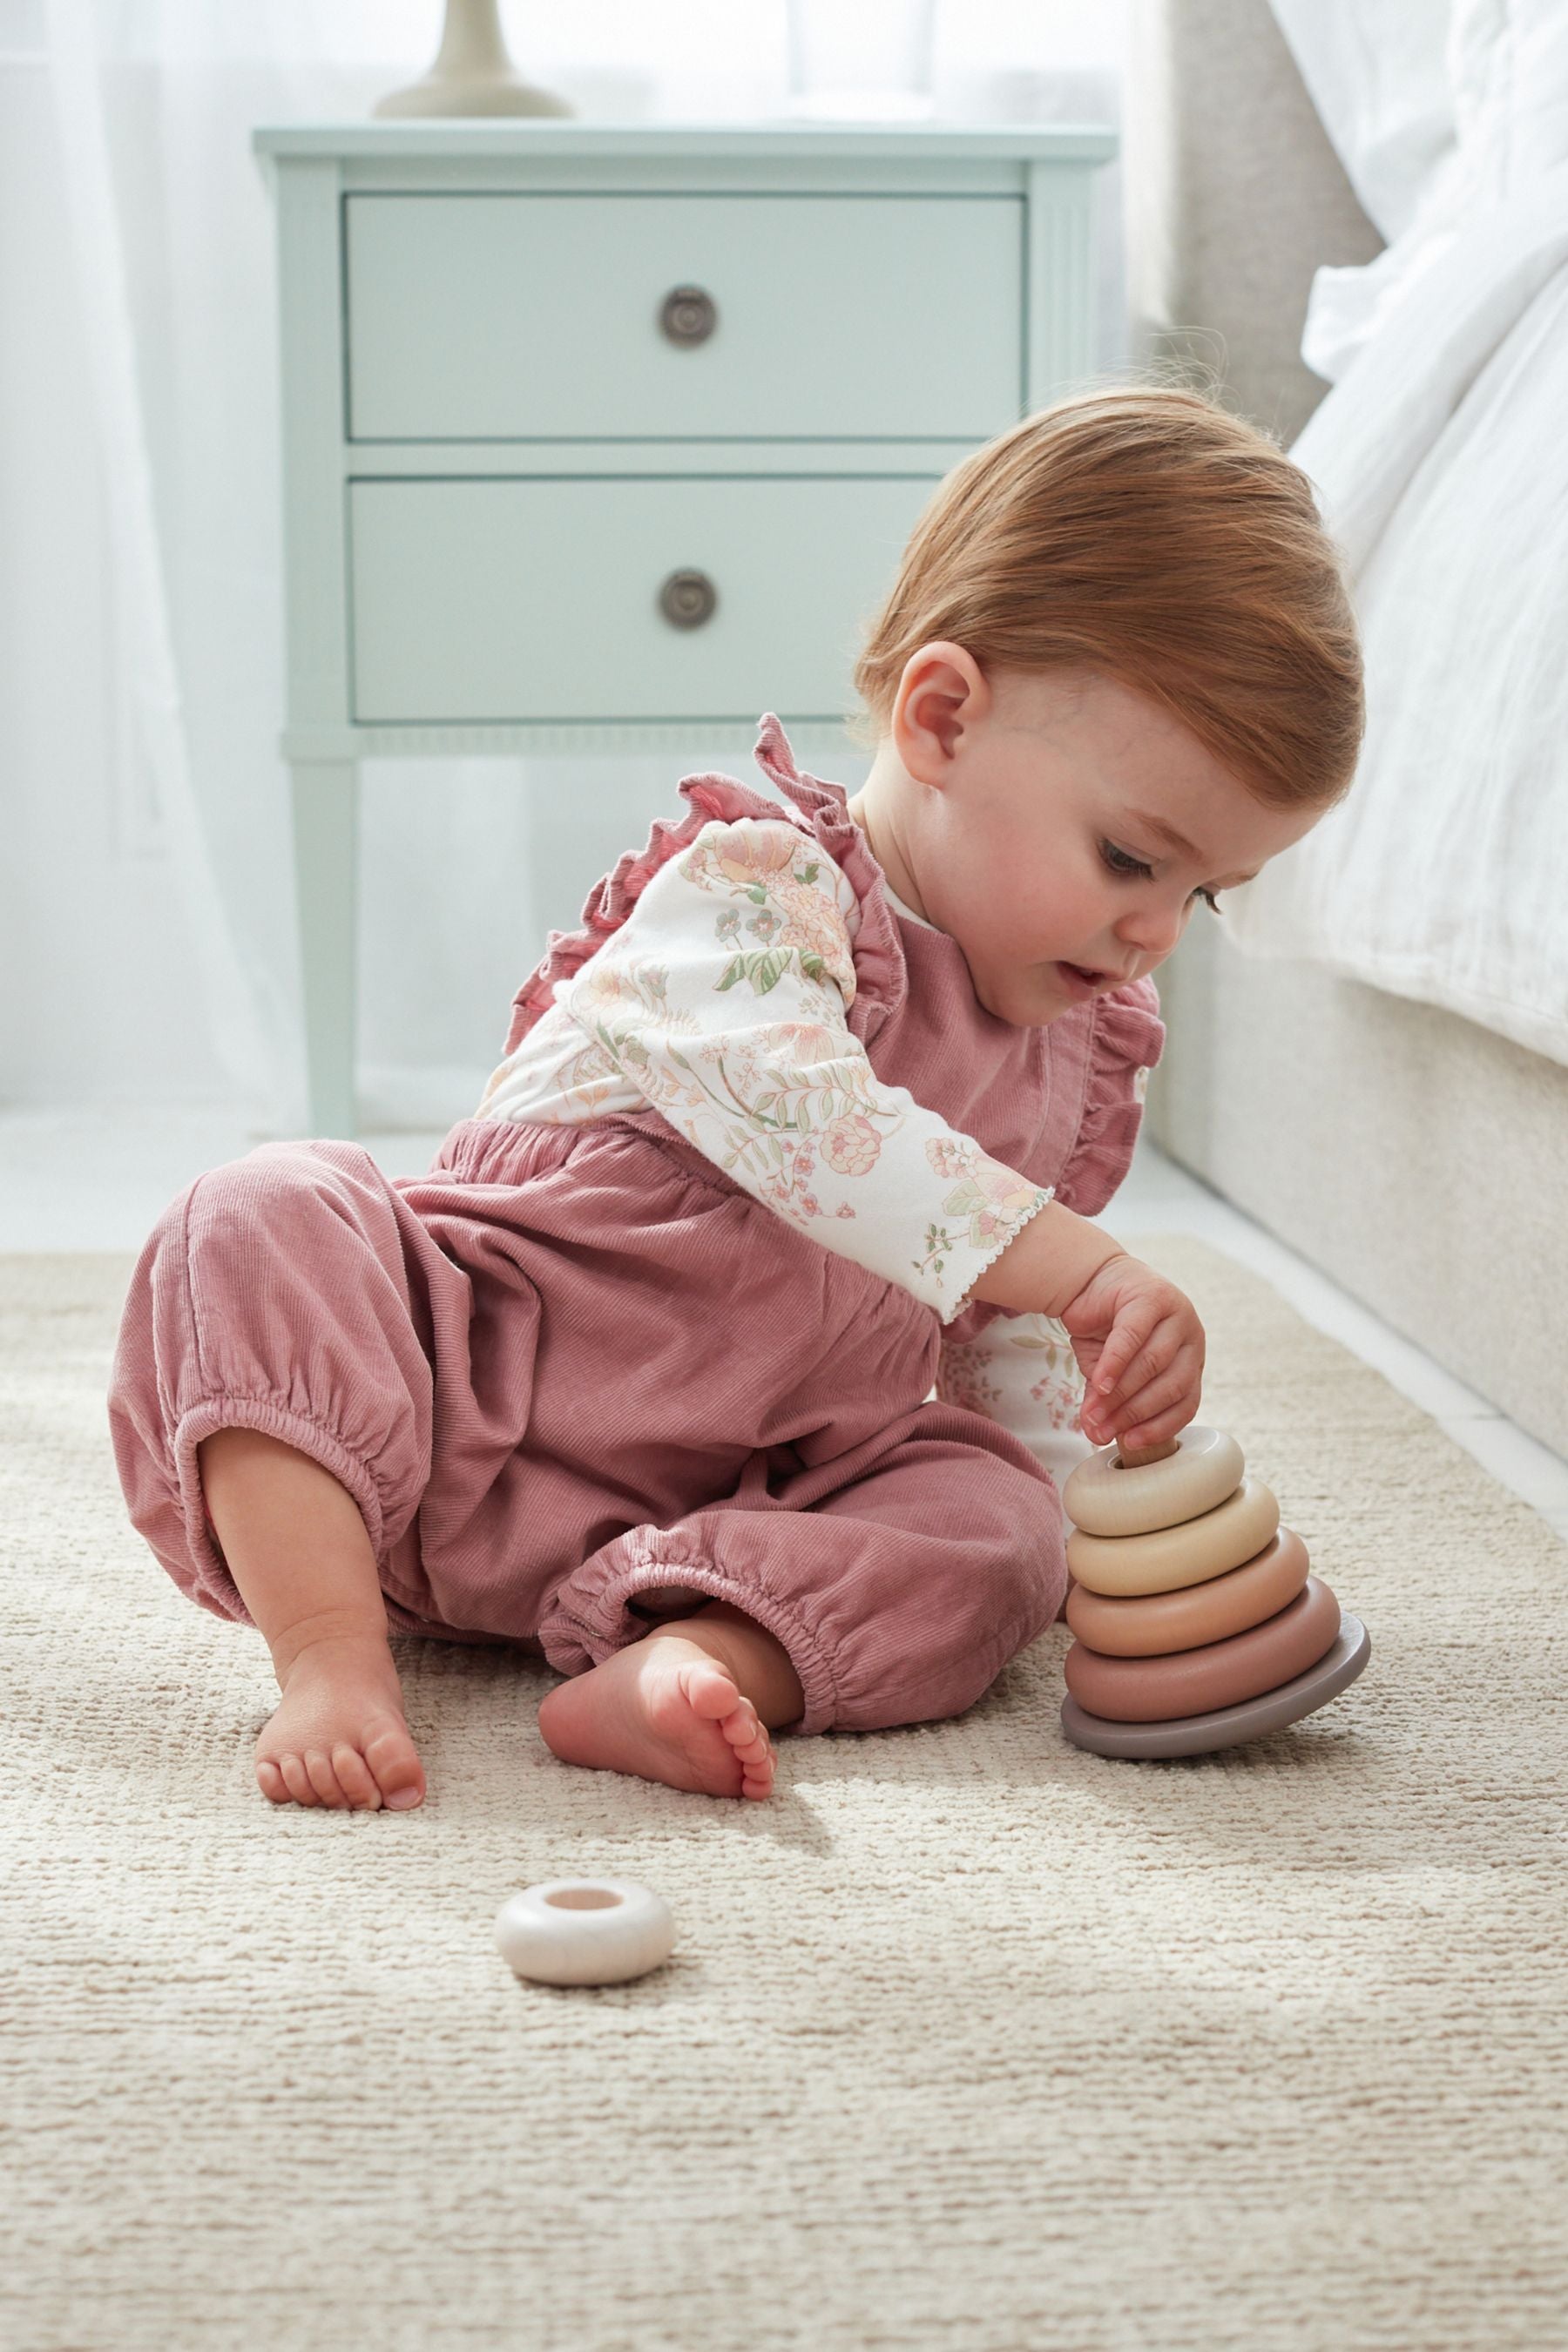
[478, 811, 1053, 1322]
[475, 714, 1166, 1493]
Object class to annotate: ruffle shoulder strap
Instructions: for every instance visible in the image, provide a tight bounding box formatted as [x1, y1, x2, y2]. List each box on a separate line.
[500, 714, 905, 1055]
[749, 713, 906, 1036]
[1053, 976, 1168, 1218]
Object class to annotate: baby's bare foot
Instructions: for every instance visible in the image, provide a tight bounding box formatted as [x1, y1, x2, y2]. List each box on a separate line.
[253, 1633, 426, 1813]
[537, 1632, 778, 1801]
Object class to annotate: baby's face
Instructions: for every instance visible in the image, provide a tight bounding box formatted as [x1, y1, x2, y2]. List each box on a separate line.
[860, 647, 1323, 1028]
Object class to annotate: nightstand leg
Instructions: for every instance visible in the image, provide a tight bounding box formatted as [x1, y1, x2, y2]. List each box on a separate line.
[289, 758, 359, 1139]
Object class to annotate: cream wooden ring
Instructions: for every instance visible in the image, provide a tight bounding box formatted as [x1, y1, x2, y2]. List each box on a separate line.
[1065, 1525, 1310, 1655]
[495, 1880, 675, 1986]
[1062, 1424, 1245, 1538]
[1066, 1477, 1281, 1597]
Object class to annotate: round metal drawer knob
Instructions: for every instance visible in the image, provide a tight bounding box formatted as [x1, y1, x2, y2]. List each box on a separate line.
[659, 568, 718, 629]
[659, 284, 718, 345]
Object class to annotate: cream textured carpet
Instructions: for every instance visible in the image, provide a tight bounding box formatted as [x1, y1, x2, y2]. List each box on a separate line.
[4, 1237, 1566, 2352]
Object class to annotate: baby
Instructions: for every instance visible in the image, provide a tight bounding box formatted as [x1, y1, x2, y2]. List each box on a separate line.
[107, 387, 1362, 1813]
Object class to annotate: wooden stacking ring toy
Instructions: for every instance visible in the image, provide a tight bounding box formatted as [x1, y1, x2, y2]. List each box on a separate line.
[1062, 1616, 1370, 1759]
[1066, 1475, 1281, 1596]
[1065, 1525, 1310, 1656]
[495, 1880, 675, 1986]
[1064, 1575, 1342, 1721]
[1059, 1430, 1370, 1761]
[1063, 1424, 1245, 1537]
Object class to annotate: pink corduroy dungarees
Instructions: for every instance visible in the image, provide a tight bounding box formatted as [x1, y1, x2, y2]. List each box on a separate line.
[106, 720, 1164, 1737]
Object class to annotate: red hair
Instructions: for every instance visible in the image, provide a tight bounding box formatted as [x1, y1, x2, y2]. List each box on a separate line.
[848, 386, 1363, 810]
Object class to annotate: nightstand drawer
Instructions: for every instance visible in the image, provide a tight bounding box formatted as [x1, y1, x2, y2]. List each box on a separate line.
[345, 194, 1023, 442]
[348, 474, 939, 722]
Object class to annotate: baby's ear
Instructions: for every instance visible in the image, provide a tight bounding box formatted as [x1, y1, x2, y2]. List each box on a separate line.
[893, 643, 989, 773]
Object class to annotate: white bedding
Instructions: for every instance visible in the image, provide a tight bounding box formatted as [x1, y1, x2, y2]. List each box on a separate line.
[1219, 3, 1568, 1070]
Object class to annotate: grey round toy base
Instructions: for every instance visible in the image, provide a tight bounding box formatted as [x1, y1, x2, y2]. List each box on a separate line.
[1060, 1613, 1370, 1761]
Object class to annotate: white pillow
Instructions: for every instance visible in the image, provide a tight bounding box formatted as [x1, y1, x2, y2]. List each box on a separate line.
[1448, 0, 1568, 194]
[1281, 0, 1568, 383]
[1266, 0, 1455, 240]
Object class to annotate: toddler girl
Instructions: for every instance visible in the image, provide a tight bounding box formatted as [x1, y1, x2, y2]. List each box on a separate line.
[107, 388, 1362, 1813]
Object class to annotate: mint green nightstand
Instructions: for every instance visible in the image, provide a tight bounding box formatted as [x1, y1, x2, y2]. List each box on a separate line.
[252, 122, 1114, 1136]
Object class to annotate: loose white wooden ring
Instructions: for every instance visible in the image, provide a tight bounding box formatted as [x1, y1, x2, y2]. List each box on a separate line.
[495, 1880, 675, 1986]
[1066, 1477, 1281, 1597]
[1062, 1424, 1245, 1538]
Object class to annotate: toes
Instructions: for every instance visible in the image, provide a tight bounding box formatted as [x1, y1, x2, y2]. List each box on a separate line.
[362, 1717, 425, 1810]
[278, 1752, 320, 1807]
[679, 1658, 742, 1722]
[304, 1748, 351, 1808]
[260, 1740, 413, 1810]
[727, 1709, 770, 1762]
[735, 1714, 777, 1800]
[332, 1743, 383, 1810]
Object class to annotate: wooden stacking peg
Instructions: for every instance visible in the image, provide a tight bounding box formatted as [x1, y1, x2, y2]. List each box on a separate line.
[1117, 1436, 1179, 1468]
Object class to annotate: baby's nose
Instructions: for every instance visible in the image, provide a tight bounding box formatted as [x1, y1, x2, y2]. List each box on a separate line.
[1116, 904, 1188, 960]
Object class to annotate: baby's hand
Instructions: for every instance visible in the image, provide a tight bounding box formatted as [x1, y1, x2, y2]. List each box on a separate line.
[1058, 1253, 1206, 1452]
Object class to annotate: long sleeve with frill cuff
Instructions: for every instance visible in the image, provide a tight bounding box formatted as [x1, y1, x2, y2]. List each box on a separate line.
[476, 814, 1053, 1322]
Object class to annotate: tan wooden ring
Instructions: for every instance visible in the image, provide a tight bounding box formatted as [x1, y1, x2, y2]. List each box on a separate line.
[1066, 1477, 1281, 1597]
[1064, 1576, 1342, 1722]
[1062, 1424, 1245, 1537]
[1065, 1525, 1310, 1656]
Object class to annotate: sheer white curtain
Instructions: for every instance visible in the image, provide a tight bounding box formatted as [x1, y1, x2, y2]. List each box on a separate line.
[3, 0, 1125, 1134]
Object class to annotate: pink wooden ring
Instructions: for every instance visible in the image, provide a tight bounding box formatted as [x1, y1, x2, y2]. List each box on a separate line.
[1064, 1576, 1342, 1722]
[1062, 1424, 1245, 1538]
[1065, 1525, 1311, 1656]
[1065, 1477, 1281, 1597]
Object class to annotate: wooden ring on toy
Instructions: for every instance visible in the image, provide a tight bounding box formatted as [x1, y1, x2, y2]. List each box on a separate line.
[1060, 1612, 1370, 1760]
[494, 1880, 675, 1987]
[1065, 1525, 1310, 1656]
[1064, 1576, 1342, 1722]
[1062, 1424, 1245, 1538]
[1066, 1477, 1281, 1596]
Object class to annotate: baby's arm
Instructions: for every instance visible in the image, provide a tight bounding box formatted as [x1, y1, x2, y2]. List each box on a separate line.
[971, 1210, 1204, 1452]
[969, 1197, 1125, 1318]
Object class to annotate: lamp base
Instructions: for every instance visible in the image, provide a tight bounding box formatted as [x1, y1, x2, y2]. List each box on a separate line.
[372, 0, 575, 120]
[373, 75, 573, 119]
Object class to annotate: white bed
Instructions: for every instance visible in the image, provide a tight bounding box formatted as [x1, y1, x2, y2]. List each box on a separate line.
[1128, 0, 1568, 1456]
[1220, 0, 1568, 1071]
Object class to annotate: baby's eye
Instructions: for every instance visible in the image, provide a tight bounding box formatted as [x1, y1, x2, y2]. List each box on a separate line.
[1100, 840, 1221, 915]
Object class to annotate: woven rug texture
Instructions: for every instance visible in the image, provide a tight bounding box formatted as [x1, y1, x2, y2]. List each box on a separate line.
[3, 1235, 1565, 2352]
